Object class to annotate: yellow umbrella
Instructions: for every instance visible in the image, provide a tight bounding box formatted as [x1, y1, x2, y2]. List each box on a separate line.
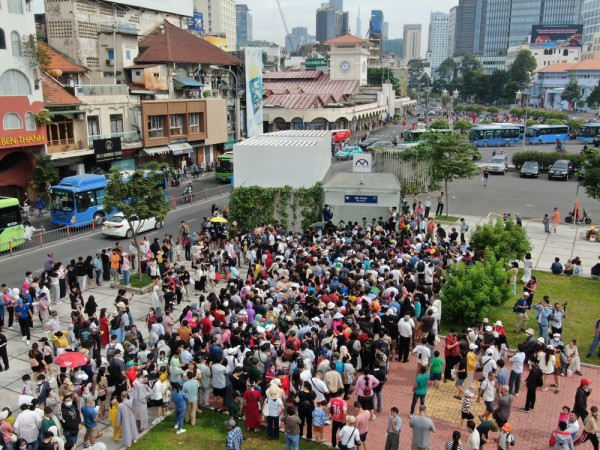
[210, 217, 228, 223]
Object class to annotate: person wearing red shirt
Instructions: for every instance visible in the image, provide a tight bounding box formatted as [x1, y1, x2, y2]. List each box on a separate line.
[200, 316, 213, 341]
[328, 390, 347, 448]
[444, 329, 461, 382]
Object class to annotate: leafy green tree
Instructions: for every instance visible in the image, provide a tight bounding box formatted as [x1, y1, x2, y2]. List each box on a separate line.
[546, 119, 565, 125]
[469, 217, 533, 261]
[441, 95, 451, 108]
[568, 118, 586, 130]
[453, 120, 472, 134]
[103, 164, 169, 279]
[436, 57, 458, 82]
[441, 254, 512, 324]
[430, 119, 451, 129]
[509, 49, 537, 89]
[579, 151, 600, 201]
[562, 75, 582, 106]
[425, 134, 479, 216]
[31, 153, 59, 203]
[367, 67, 401, 93]
[486, 107, 500, 114]
[526, 119, 540, 127]
[587, 81, 600, 108]
[407, 59, 425, 89]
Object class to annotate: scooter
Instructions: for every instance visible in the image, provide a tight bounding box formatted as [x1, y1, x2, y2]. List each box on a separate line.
[555, 144, 567, 153]
[565, 208, 592, 225]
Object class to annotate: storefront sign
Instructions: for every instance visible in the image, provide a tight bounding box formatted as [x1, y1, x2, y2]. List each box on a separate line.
[353, 153, 372, 173]
[0, 135, 46, 147]
[93, 137, 123, 163]
[344, 195, 378, 204]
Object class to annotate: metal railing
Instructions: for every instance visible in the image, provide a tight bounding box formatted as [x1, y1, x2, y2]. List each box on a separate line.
[0, 184, 233, 257]
[74, 85, 129, 96]
[88, 131, 140, 147]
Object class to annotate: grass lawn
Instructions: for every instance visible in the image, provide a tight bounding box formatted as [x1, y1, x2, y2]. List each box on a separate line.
[435, 215, 460, 222]
[131, 409, 326, 450]
[121, 273, 153, 288]
[441, 270, 600, 358]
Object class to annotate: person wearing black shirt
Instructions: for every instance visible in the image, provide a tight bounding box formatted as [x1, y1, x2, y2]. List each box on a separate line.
[101, 250, 111, 282]
[179, 267, 191, 302]
[0, 329, 9, 371]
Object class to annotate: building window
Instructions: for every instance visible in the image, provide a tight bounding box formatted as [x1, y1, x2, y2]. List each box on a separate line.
[110, 114, 124, 134]
[0, 69, 31, 95]
[11, 31, 20, 56]
[148, 115, 164, 138]
[125, 50, 131, 60]
[3, 112, 23, 129]
[87, 116, 99, 136]
[8, 0, 22, 14]
[0, 29, 5, 50]
[24, 112, 35, 131]
[188, 113, 200, 133]
[169, 114, 184, 135]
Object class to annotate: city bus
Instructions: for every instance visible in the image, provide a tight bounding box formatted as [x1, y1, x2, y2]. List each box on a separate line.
[50, 172, 168, 227]
[491, 123, 525, 139]
[469, 125, 521, 147]
[403, 129, 452, 144]
[216, 151, 233, 182]
[525, 124, 570, 145]
[576, 123, 600, 144]
[0, 197, 25, 252]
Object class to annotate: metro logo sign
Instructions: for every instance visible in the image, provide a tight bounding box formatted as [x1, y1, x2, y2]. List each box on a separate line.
[353, 153, 372, 173]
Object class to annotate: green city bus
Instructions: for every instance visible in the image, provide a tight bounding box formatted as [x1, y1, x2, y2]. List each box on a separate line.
[0, 197, 25, 252]
[216, 151, 234, 182]
[404, 129, 452, 144]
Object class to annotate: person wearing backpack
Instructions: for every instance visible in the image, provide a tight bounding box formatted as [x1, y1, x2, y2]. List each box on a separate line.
[459, 218, 469, 242]
[550, 421, 575, 449]
[498, 422, 516, 449]
[354, 368, 379, 420]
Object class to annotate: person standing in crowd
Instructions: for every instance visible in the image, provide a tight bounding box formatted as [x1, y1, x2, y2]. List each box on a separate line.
[384, 406, 402, 450]
[225, 419, 244, 450]
[410, 405, 435, 450]
[435, 192, 446, 216]
[552, 207, 561, 234]
[283, 406, 301, 450]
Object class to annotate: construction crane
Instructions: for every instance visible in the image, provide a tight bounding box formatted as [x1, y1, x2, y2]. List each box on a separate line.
[275, 0, 296, 51]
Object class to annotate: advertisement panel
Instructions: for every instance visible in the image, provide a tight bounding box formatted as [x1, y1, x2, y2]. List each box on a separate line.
[371, 10, 383, 36]
[93, 138, 122, 163]
[109, 0, 193, 17]
[188, 12, 204, 33]
[530, 25, 583, 47]
[245, 48, 264, 138]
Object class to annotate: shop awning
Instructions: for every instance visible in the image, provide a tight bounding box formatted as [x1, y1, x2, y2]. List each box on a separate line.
[143, 146, 171, 156]
[168, 142, 193, 155]
[174, 77, 203, 88]
[49, 149, 94, 160]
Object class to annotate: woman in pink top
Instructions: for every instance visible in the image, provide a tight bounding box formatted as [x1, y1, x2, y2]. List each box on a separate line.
[354, 401, 371, 450]
[354, 368, 380, 420]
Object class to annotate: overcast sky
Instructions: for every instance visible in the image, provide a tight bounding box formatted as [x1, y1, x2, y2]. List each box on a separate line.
[245, 0, 459, 48]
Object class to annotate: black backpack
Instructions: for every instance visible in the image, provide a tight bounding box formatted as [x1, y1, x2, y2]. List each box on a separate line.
[106, 343, 117, 363]
[417, 261, 425, 272]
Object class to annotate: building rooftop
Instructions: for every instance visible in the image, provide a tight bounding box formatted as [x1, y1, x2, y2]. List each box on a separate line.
[136, 21, 241, 66]
[41, 73, 81, 107]
[323, 172, 402, 191]
[537, 59, 600, 73]
[236, 130, 330, 146]
[40, 42, 88, 74]
[325, 34, 371, 46]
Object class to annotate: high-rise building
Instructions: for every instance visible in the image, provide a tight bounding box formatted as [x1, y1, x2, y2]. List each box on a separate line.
[583, 0, 600, 47]
[383, 38, 404, 58]
[383, 22, 389, 40]
[285, 26, 316, 52]
[330, 0, 343, 10]
[448, 6, 458, 58]
[236, 4, 253, 50]
[403, 24, 422, 61]
[194, 0, 237, 50]
[370, 10, 384, 37]
[428, 12, 449, 71]
[356, 10, 362, 38]
[316, 3, 348, 44]
[453, 0, 483, 56]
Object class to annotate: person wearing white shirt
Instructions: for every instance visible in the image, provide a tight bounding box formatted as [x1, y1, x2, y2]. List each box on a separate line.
[398, 315, 414, 363]
[412, 340, 431, 367]
[481, 349, 498, 380]
[14, 407, 42, 446]
[466, 420, 480, 450]
[476, 372, 497, 421]
[309, 373, 329, 403]
[508, 347, 525, 396]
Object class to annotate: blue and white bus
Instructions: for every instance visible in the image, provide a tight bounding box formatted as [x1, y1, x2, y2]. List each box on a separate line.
[525, 125, 570, 145]
[491, 123, 525, 140]
[577, 123, 600, 144]
[50, 173, 168, 227]
[469, 125, 521, 147]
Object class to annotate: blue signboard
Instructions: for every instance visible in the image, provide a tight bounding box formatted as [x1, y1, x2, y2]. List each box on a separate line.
[345, 195, 378, 204]
[188, 11, 204, 32]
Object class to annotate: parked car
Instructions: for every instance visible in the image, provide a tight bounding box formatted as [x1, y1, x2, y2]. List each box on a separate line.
[334, 145, 363, 159]
[366, 140, 395, 151]
[520, 161, 540, 178]
[102, 213, 163, 238]
[358, 137, 382, 150]
[548, 159, 574, 180]
[487, 155, 508, 174]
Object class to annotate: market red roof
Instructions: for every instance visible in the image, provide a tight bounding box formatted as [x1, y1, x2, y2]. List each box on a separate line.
[325, 34, 371, 45]
[136, 21, 241, 65]
[40, 42, 87, 74]
[41, 73, 81, 107]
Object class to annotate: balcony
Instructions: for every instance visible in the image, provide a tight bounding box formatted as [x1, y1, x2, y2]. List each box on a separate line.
[72, 85, 129, 96]
[46, 138, 83, 154]
[88, 130, 141, 148]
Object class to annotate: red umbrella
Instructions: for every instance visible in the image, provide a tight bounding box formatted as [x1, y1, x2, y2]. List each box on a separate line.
[54, 352, 89, 368]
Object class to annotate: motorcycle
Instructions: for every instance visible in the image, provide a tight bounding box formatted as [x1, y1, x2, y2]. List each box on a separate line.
[565, 208, 592, 225]
[555, 144, 567, 153]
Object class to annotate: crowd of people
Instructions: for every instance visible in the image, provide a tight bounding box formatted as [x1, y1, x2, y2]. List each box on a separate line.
[0, 204, 597, 450]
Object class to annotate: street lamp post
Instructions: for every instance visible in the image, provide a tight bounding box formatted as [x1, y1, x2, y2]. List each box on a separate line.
[420, 73, 431, 128]
[210, 65, 240, 143]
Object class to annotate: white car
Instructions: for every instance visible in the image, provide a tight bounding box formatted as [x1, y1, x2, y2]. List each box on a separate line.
[487, 155, 508, 174]
[101, 213, 163, 238]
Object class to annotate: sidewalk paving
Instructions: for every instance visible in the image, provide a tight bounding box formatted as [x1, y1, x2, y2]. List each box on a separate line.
[0, 216, 598, 449]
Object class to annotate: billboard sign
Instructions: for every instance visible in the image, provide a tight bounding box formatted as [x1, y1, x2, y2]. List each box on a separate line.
[352, 153, 372, 173]
[94, 138, 122, 163]
[188, 12, 204, 33]
[345, 195, 378, 204]
[245, 48, 264, 138]
[371, 10, 383, 36]
[305, 57, 328, 69]
[108, 0, 193, 16]
[530, 25, 583, 47]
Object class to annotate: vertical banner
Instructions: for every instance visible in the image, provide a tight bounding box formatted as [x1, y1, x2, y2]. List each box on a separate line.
[245, 48, 264, 138]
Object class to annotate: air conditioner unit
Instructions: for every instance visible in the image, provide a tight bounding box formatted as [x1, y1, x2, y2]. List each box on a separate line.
[106, 59, 114, 66]
[72, 113, 84, 120]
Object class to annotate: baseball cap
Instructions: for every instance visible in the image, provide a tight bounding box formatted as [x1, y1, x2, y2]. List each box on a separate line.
[225, 420, 236, 427]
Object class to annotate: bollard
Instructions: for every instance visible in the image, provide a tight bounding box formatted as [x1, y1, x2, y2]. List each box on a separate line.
[9, 240, 13, 254]
[66, 226, 71, 239]
[39, 232, 44, 246]
[92, 221, 95, 231]
[219, 187, 222, 195]
[205, 190, 208, 199]
[172, 199, 177, 209]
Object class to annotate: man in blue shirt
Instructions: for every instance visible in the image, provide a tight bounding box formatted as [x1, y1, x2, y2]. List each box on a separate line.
[532, 298, 553, 344]
[225, 420, 243, 450]
[182, 371, 199, 426]
[551, 257, 564, 275]
[15, 299, 31, 344]
[81, 396, 98, 446]
[172, 384, 188, 434]
[513, 292, 530, 334]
